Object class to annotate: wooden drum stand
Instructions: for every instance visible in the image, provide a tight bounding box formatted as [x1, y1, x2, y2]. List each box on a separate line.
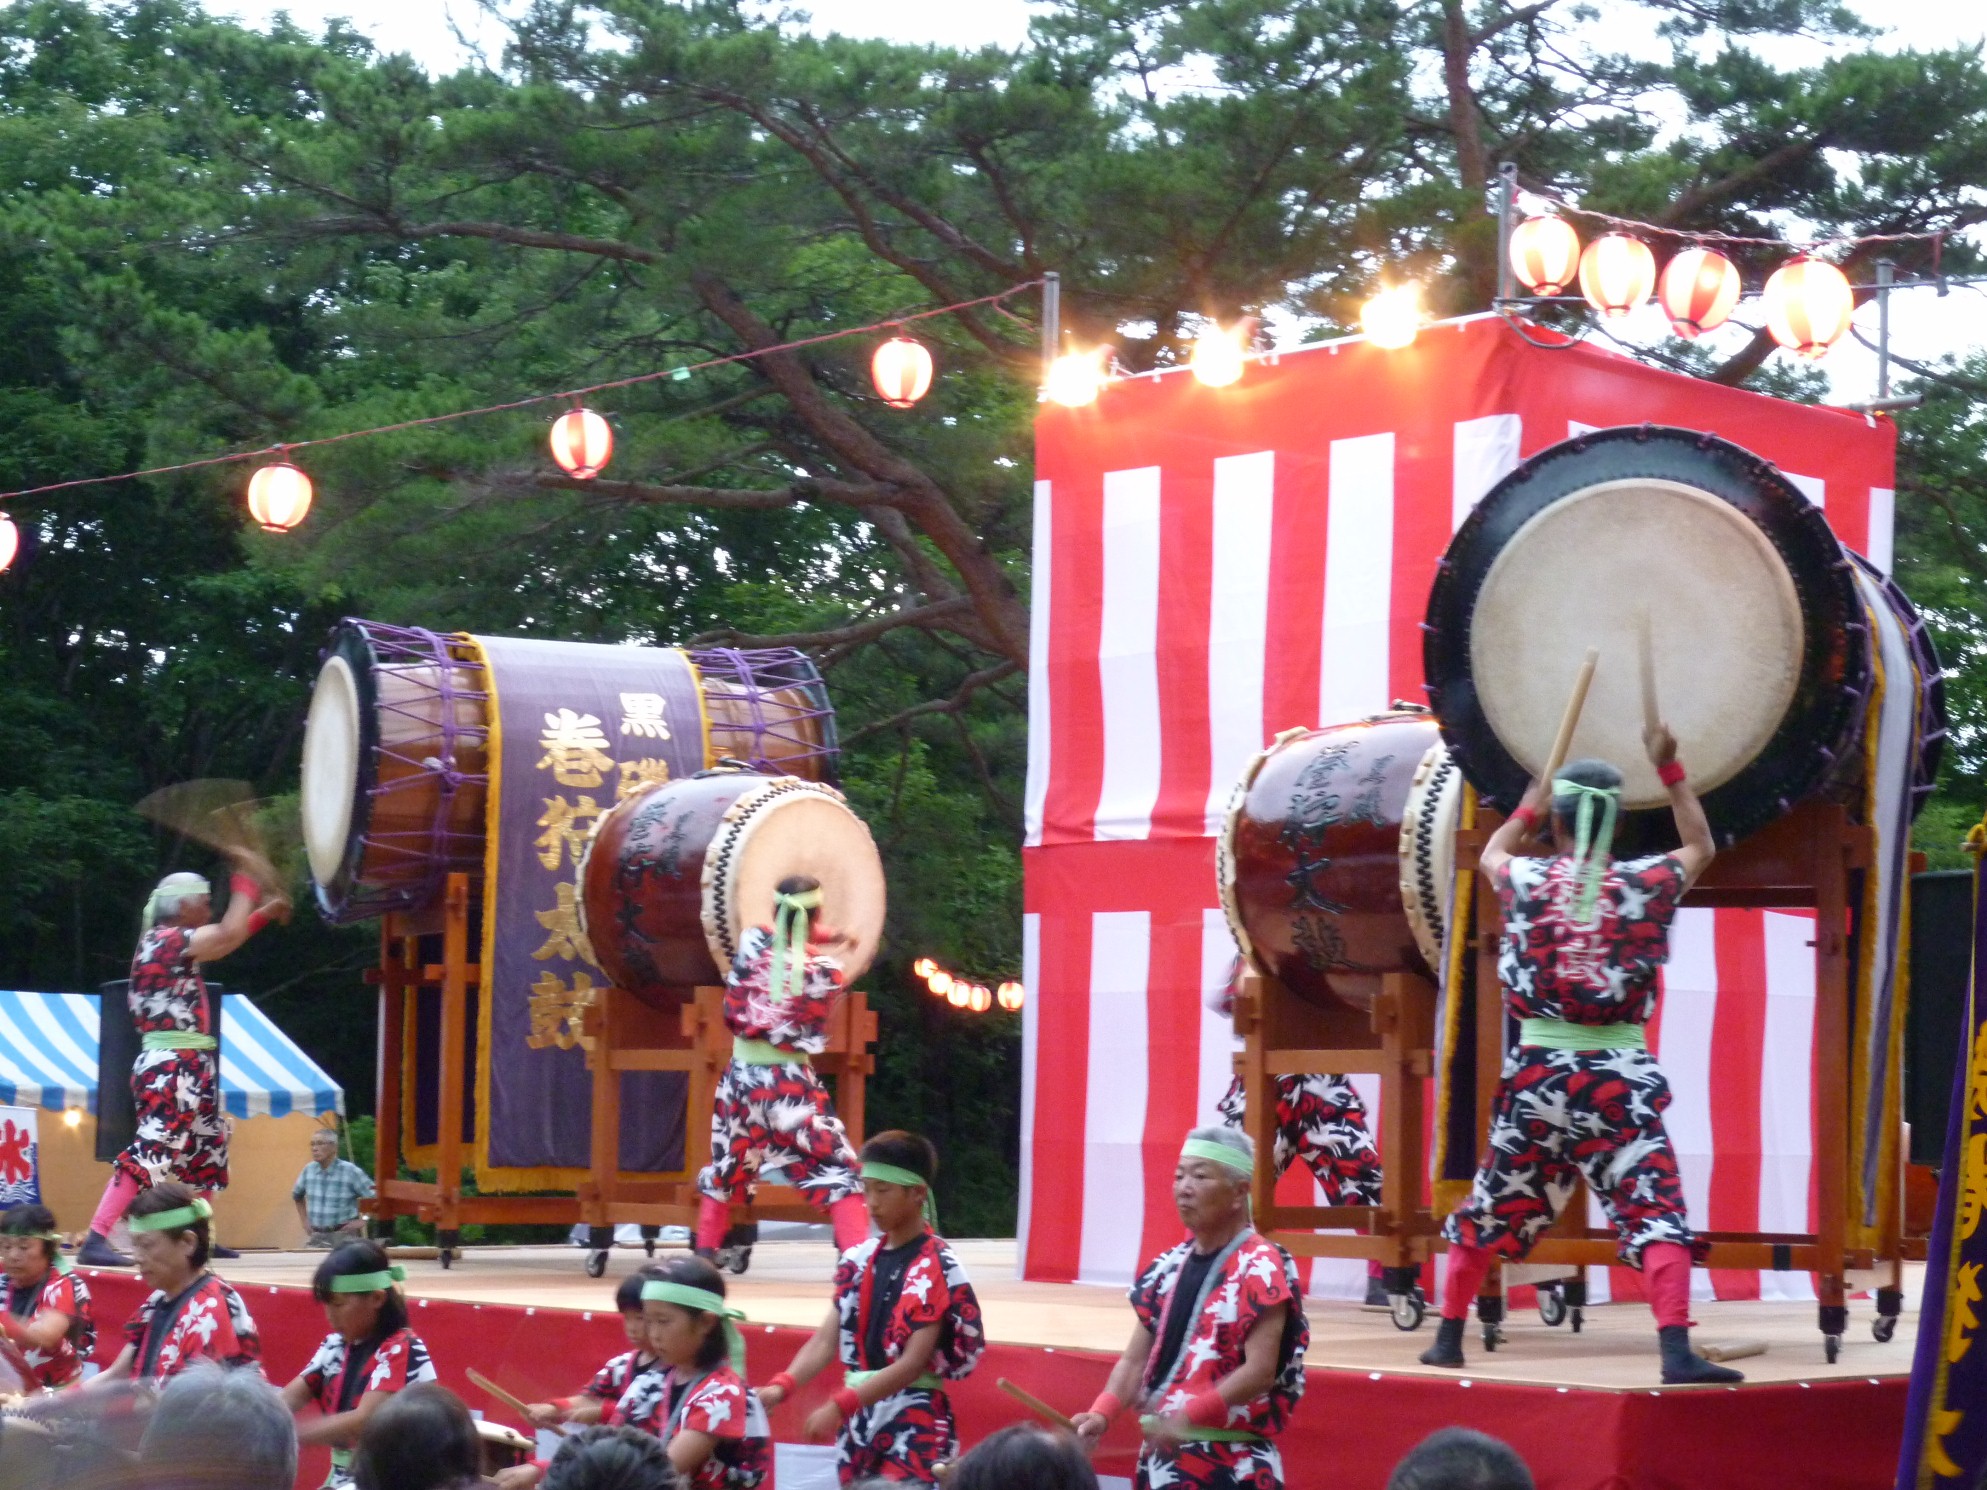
[1231, 963, 1442, 1329]
[363, 871, 878, 1270]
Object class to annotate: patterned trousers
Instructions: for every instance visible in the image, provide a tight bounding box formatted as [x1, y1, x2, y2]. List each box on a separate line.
[696, 1058, 860, 1206]
[1441, 1046, 1696, 1267]
[114, 1049, 229, 1192]
[837, 1386, 955, 1485]
[1218, 1074, 1382, 1204]
[1136, 1437, 1285, 1490]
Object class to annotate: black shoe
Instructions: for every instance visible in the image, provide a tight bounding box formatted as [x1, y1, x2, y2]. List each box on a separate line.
[77, 1232, 134, 1268]
[209, 1244, 242, 1260]
[1362, 1276, 1391, 1310]
[1419, 1316, 1466, 1368]
[1658, 1325, 1744, 1384]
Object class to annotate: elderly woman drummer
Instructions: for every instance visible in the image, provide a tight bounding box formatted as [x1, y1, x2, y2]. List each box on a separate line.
[78, 851, 288, 1269]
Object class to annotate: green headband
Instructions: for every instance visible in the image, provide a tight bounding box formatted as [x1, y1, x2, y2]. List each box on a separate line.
[768, 888, 824, 1006]
[1551, 777, 1622, 927]
[1180, 1137, 1254, 1177]
[142, 873, 212, 932]
[2, 1232, 72, 1274]
[862, 1161, 938, 1230]
[126, 1198, 213, 1234]
[328, 1265, 406, 1293]
[642, 1280, 748, 1374]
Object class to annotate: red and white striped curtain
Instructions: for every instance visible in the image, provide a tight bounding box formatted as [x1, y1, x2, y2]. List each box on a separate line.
[1020, 314, 1897, 1291]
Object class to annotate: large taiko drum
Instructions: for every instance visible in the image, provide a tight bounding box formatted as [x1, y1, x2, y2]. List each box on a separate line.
[300, 619, 839, 923]
[577, 768, 887, 1010]
[1218, 710, 1463, 1013]
[1423, 426, 1943, 848]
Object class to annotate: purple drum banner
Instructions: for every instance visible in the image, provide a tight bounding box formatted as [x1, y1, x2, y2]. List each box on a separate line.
[466, 634, 707, 1186]
[1898, 838, 1987, 1489]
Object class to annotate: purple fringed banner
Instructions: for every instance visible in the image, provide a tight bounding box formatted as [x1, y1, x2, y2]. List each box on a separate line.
[1898, 833, 1987, 1488]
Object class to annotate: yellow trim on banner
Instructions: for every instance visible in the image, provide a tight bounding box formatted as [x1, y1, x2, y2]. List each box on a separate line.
[679, 648, 717, 770]
[1849, 598, 1886, 1245]
[1430, 783, 1478, 1215]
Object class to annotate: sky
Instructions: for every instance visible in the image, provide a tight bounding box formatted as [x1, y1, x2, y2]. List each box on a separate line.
[214, 0, 1987, 400]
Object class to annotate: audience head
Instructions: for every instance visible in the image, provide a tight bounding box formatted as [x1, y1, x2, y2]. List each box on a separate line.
[542, 1424, 682, 1490]
[0, 1202, 62, 1282]
[948, 1423, 1098, 1490]
[352, 1382, 483, 1490]
[312, 1239, 410, 1344]
[138, 1362, 298, 1490]
[641, 1254, 733, 1373]
[310, 1129, 339, 1163]
[1386, 1428, 1537, 1490]
[127, 1181, 211, 1287]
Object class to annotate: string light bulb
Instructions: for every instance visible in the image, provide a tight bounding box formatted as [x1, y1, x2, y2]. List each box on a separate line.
[1361, 285, 1422, 350]
[0, 513, 17, 574]
[1577, 234, 1656, 319]
[1658, 247, 1742, 339]
[1508, 215, 1582, 296]
[1763, 257, 1854, 359]
[246, 462, 314, 533]
[549, 407, 613, 479]
[1045, 348, 1106, 407]
[871, 336, 935, 408]
[1189, 323, 1247, 388]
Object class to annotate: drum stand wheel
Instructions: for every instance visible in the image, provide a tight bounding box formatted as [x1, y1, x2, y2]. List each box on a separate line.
[714, 1222, 758, 1276]
[1477, 1293, 1505, 1353]
[1872, 1286, 1902, 1343]
[438, 1229, 461, 1271]
[1820, 1302, 1847, 1363]
[1824, 1332, 1842, 1364]
[585, 1249, 610, 1279]
[1537, 1283, 1568, 1328]
[1382, 1267, 1426, 1331]
[642, 1225, 660, 1258]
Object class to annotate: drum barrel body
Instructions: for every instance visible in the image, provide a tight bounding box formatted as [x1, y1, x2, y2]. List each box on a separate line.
[1221, 714, 1440, 1014]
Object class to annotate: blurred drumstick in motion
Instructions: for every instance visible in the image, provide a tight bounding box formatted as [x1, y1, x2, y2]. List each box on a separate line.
[1538, 646, 1600, 790]
[135, 779, 292, 920]
[1637, 608, 1661, 735]
[467, 1369, 569, 1437]
[997, 1377, 1078, 1430]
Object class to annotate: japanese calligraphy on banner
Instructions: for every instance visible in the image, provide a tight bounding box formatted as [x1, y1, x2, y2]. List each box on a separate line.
[1899, 840, 1987, 1489]
[462, 634, 708, 1188]
[0, 1105, 40, 1207]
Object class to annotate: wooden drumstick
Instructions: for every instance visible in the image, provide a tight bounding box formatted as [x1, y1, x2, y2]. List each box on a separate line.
[1537, 647, 1600, 793]
[998, 1377, 1078, 1430]
[467, 1368, 569, 1437]
[1637, 609, 1661, 737]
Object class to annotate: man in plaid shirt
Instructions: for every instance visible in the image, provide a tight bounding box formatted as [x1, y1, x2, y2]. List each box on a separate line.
[292, 1129, 373, 1247]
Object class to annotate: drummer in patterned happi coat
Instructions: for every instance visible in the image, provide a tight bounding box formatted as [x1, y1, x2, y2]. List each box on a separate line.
[1072, 1128, 1308, 1490]
[0, 1204, 96, 1391]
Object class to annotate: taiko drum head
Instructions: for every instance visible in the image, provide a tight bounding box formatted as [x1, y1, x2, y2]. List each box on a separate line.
[301, 652, 364, 889]
[1424, 426, 1867, 847]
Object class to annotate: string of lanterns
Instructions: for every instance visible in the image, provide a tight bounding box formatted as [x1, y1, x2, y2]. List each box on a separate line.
[912, 957, 1024, 1013]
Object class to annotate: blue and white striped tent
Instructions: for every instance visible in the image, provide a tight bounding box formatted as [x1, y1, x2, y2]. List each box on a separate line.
[0, 991, 342, 1119]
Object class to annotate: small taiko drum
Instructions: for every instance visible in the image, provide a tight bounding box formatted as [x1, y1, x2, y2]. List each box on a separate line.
[300, 620, 839, 923]
[1422, 426, 1943, 847]
[578, 767, 887, 1009]
[1218, 711, 1463, 1013]
[476, 1419, 535, 1474]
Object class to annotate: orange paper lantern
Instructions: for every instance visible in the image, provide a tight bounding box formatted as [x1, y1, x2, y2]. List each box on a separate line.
[550, 407, 614, 479]
[1577, 233, 1656, 319]
[0, 513, 17, 574]
[871, 337, 934, 408]
[967, 984, 992, 1013]
[1763, 257, 1854, 360]
[1658, 247, 1742, 339]
[996, 981, 1025, 1012]
[928, 971, 954, 997]
[246, 462, 313, 533]
[946, 982, 971, 1009]
[1509, 216, 1582, 296]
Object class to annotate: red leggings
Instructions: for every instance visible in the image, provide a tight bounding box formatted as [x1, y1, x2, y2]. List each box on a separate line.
[1441, 1240, 1693, 1328]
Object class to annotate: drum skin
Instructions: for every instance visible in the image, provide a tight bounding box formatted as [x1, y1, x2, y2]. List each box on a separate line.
[1219, 713, 1442, 1014]
[1423, 426, 1867, 848]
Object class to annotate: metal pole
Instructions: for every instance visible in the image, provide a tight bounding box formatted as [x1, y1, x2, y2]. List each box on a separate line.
[1042, 272, 1061, 381]
[1875, 259, 1893, 401]
[1495, 162, 1518, 306]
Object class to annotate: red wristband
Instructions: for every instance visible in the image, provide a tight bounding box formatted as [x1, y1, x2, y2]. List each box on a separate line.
[1184, 1391, 1229, 1429]
[246, 909, 270, 934]
[831, 1385, 862, 1419]
[229, 873, 260, 900]
[551, 1397, 576, 1413]
[767, 1372, 797, 1397]
[1658, 759, 1686, 786]
[1510, 805, 1540, 833]
[1088, 1391, 1123, 1422]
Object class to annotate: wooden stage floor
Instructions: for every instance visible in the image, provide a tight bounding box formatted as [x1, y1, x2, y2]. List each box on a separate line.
[221, 1238, 1924, 1392]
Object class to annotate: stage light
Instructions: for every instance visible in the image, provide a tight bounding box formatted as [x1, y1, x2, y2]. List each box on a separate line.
[871, 336, 934, 408]
[997, 981, 1025, 1012]
[1763, 257, 1854, 359]
[1045, 349, 1106, 407]
[1189, 323, 1247, 388]
[62, 1107, 82, 1129]
[1360, 285, 1421, 350]
[0, 514, 16, 574]
[1658, 247, 1742, 339]
[246, 462, 314, 533]
[1509, 215, 1582, 296]
[549, 407, 614, 479]
[1577, 234, 1656, 319]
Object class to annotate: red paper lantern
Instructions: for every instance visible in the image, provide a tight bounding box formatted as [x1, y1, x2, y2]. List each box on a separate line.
[1763, 257, 1854, 360]
[550, 407, 613, 479]
[0, 513, 17, 573]
[871, 337, 934, 409]
[996, 981, 1025, 1012]
[1658, 247, 1742, 339]
[967, 984, 992, 1013]
[928, 970, 954, 997]
[1578, 233, 1656, 319]
[246, 462, 313, 533]
[946, 981, 971, 1009]
[1509, 216, 1582, 296]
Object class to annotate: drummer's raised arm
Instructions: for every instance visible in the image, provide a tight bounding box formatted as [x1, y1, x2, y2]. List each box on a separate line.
[1480, 779, 1549, 877]
[1646, 723, 1715, 887]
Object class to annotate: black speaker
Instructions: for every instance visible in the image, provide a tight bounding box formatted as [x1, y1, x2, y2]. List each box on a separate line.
[1907, 871, 1973, 1168]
